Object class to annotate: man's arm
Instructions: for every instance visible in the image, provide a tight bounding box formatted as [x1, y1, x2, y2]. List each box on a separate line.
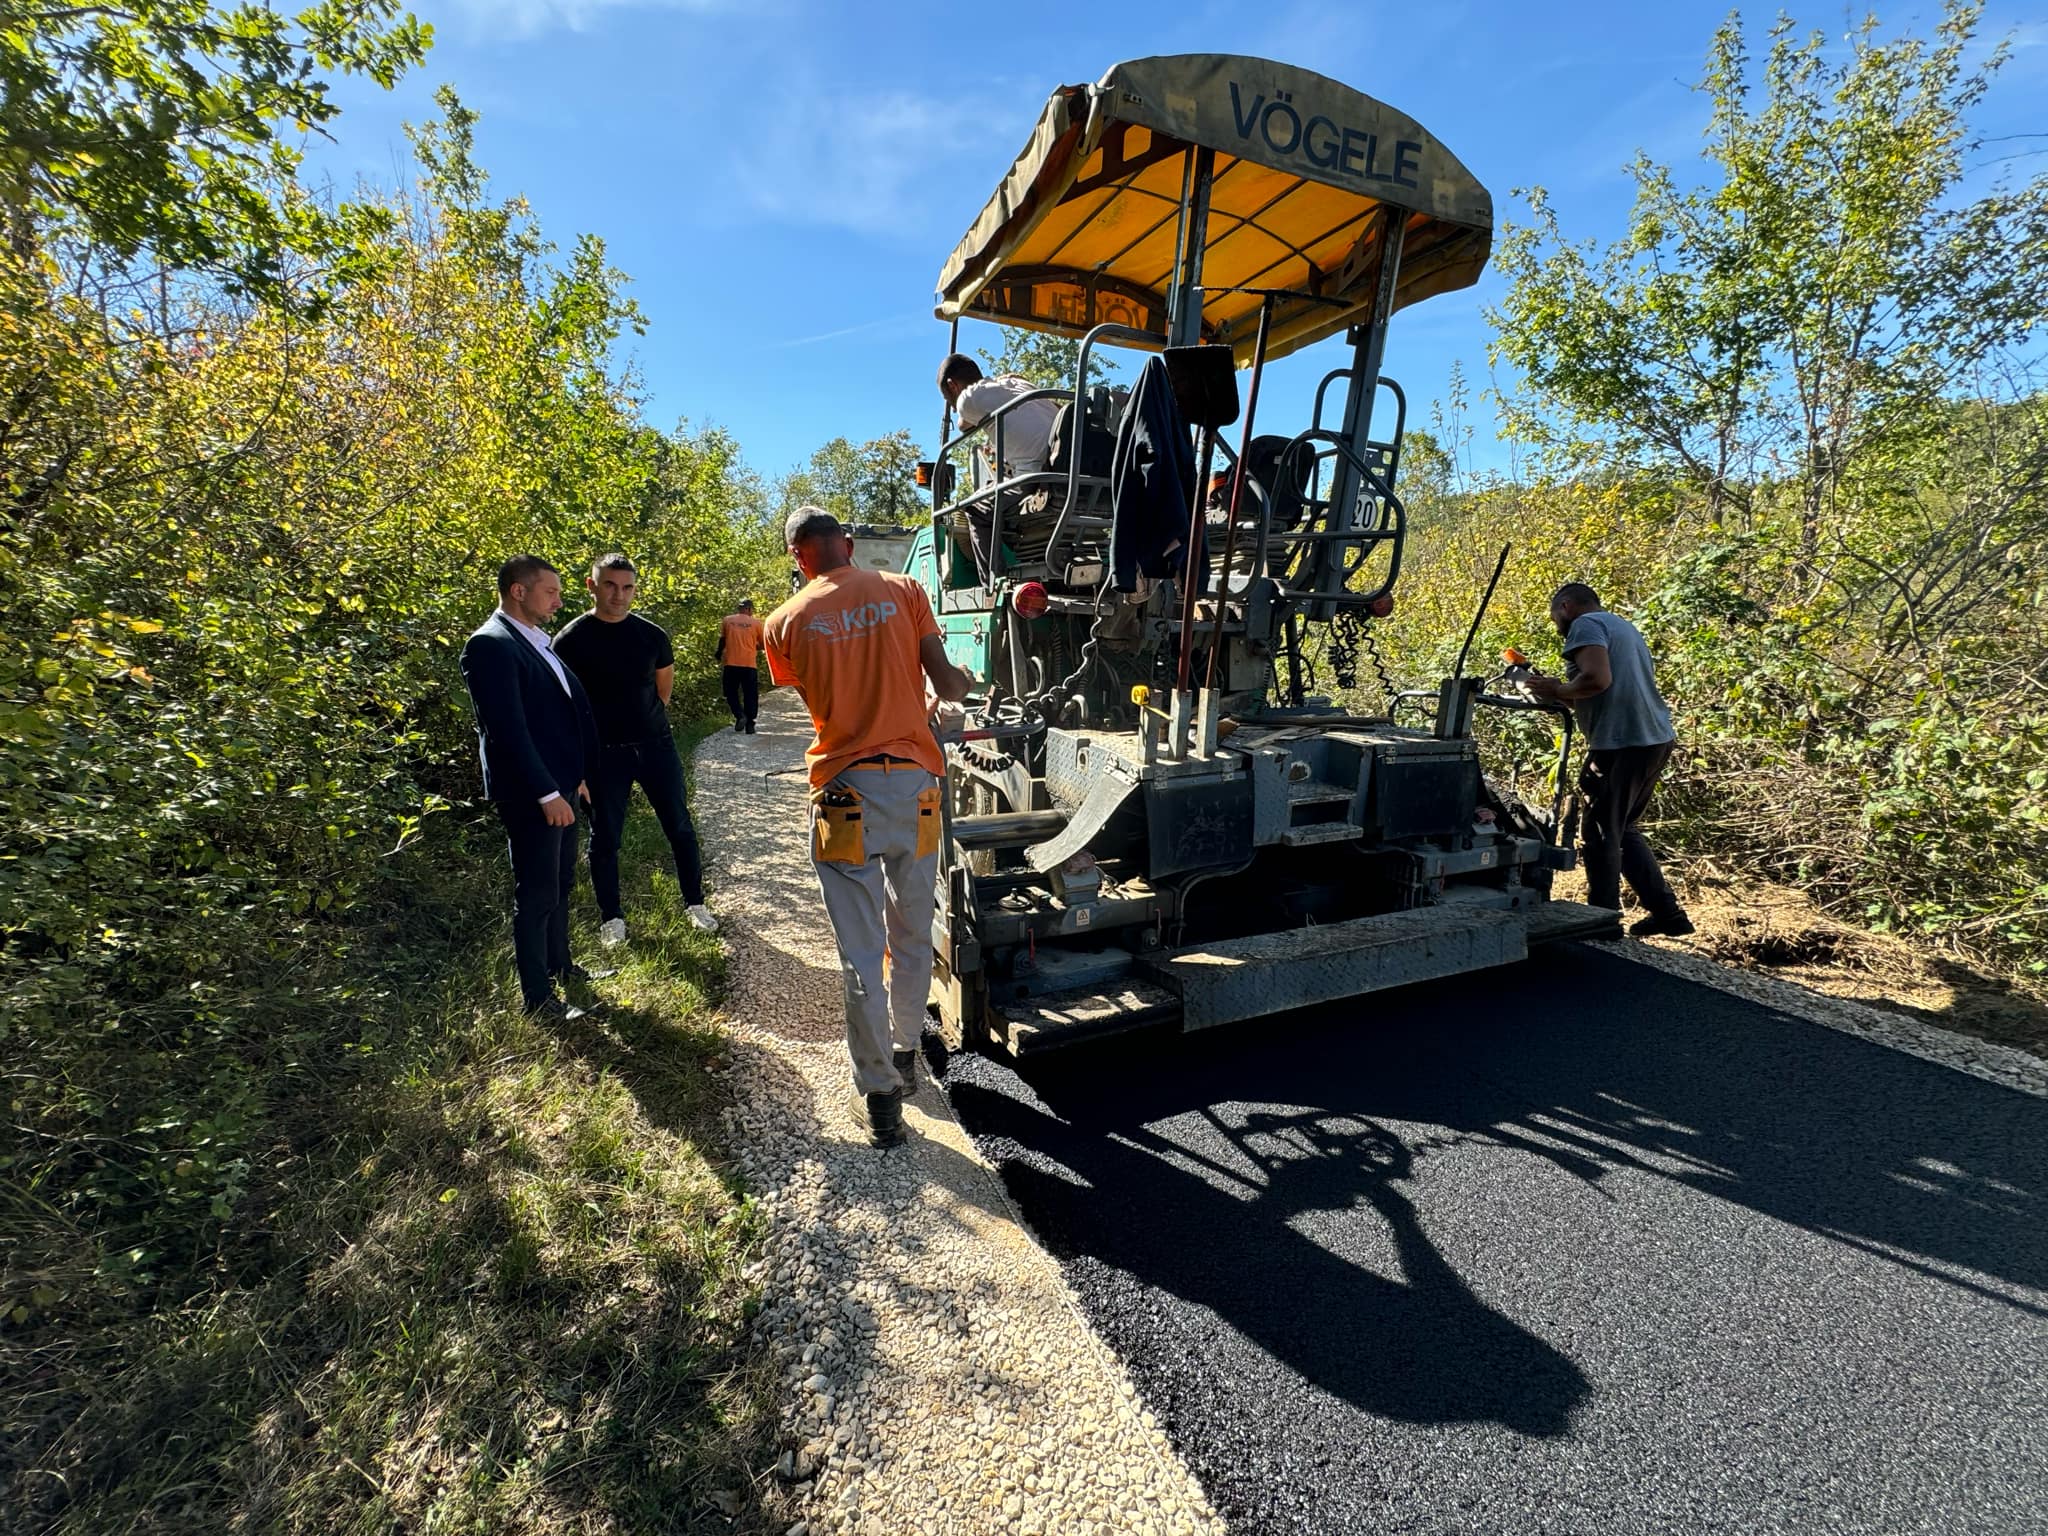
[651, 624, 676, 709]
[461, 633, 561, 804]
[919, 632, 973, 703]
[764, 629, 807, 709]
[1529, 645, 1611, 703]
[570, 675, 597, 808]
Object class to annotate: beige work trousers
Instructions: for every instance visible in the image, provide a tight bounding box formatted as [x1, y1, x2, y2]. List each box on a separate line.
[809, 761, 941, 1096]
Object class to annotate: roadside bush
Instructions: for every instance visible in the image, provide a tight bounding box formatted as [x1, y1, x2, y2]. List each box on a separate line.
[0, 68, 783, 1440]
[1352, 1, 2048, 990]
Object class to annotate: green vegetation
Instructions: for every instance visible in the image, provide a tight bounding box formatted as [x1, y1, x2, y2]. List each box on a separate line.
[1366, 0, 2048, 988]
[0, 6, 784, 1528]
[977, 326, 1120, 390]
[779, 429, 926, 524]
[3, 0, 2042, 1521]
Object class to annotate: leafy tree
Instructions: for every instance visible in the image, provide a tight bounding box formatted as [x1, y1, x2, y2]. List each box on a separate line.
[0, 71, 784, 1522]
[0, 0, 430, 298]
[780, 429, 925, 524]
[977, 325, 1120, 390]
[1490, 0, 2048, 563]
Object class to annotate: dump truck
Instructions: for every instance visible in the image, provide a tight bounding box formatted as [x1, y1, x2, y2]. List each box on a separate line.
[913, 54, 1617, 1056]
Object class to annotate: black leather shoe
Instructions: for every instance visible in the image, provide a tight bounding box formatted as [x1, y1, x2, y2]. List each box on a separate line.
[1629, 910, 1697, 939]
[745, 721, 756, 734]
[891, 1049, 918, 1099]
[848, 1088, 907, 1148]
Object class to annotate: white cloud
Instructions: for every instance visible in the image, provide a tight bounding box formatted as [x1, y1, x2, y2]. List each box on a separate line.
[436, 0, 730, 39]
[768, 312, 928, 349]
[720, 84, 1031, 239]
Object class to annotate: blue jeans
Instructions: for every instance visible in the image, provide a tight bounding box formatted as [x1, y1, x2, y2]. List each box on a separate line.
[588, 734, 705, 917]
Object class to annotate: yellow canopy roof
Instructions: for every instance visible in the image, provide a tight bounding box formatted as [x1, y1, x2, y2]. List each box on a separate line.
[936, 55, 1493, 365]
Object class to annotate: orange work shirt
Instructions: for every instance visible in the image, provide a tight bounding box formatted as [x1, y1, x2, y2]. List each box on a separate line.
[720, 612, 762, 668]
[764, 565, 944, 787]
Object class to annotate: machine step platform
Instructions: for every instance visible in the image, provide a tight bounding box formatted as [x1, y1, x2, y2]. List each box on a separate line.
[1524, 898, 1625, 944]
[991, 979, 1182, 1056]
[983, 900, 1623, 1052]
[1141, 905, 1529, 1030]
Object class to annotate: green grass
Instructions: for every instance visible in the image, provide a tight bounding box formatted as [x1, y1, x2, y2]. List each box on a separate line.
[3, 723, 777, 1534]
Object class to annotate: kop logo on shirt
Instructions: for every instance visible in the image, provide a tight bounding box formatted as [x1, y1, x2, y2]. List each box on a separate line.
[803, 598, 899, 643]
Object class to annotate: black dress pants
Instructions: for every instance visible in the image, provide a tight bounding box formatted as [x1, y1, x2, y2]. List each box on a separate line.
[498, 800, 579, 1010]
[1578, 741, 1682, 918]
[722, 665, 759, 728]
[588, 734, 706, 917]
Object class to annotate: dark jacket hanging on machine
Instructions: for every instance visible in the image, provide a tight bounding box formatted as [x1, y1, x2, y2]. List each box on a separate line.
[1109, 356, 1199, 592]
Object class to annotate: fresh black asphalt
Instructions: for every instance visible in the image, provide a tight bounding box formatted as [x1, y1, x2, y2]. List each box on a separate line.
[937, 944, 2048, 1535]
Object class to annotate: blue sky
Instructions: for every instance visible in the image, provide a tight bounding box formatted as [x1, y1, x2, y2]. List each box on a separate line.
[310, 0, 2048, 487]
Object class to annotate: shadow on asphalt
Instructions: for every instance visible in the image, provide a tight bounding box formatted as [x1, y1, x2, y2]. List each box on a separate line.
[942, 942, 2047, 1439]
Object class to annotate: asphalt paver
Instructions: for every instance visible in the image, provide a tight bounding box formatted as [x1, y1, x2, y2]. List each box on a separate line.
[939, 944, 2048, 1535]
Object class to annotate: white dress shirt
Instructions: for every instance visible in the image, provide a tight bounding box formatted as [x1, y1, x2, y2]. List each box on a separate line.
[500, 609, 572, 805]
[501, 609, 572, 694]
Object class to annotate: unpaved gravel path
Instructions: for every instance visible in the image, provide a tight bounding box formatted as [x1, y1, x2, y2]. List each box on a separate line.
[694, 695, 1224, 1536]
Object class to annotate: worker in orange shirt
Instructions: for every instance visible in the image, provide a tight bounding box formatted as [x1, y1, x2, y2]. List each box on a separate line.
[715, 597, 762, 734]
[765, 507, 973, 1147]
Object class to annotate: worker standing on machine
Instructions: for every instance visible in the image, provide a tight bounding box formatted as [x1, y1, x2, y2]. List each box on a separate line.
[1525, 582, 1694, 939]
[764, 507, 975, 1147]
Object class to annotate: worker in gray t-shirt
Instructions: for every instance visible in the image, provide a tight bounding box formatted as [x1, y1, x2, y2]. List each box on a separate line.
[1526, 582, 1693, 938]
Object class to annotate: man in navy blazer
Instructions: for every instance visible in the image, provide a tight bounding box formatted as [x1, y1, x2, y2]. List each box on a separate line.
[460, 554, 602, 1018]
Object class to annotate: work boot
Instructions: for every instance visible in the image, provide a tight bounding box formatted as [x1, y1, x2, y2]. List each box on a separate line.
[848, 1088, 907, 1148]
[891, 1048, 918, 1099]
[1629, 910, 1697, 939]
[733, 720, 745, 734]
[745, 720, 756, 734]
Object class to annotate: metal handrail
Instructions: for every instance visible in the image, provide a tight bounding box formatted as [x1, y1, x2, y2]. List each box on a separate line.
[938, 384, 1068, 576]
[1257, 429, 1406, 604]
[937, 321, 1150, 581]
[1043, 321, 1154, 574]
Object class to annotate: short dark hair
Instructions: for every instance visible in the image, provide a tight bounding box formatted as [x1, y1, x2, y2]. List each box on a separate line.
[737, 597, 754, 611]
[937, 352, 982, 391]
[784, 505, 846, 548]
[498, 554, 558, 595]
[1552, 582, 1601, 609]
[592, 552, 636, 577]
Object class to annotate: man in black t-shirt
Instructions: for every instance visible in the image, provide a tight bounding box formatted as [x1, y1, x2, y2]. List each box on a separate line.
[554, 553, 718, 944]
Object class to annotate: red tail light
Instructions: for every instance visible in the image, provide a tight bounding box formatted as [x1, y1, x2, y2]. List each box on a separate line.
[1013, 581, 1050, 619]
[1369, 593, 1395, 618]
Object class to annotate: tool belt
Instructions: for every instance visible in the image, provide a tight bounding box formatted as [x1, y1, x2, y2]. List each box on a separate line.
[809, 771, 942, 865]
[811, 783, 866, 865]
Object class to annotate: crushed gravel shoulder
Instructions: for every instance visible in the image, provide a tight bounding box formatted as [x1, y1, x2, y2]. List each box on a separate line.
[693, 696, 1224, 1536]
[1615, 933, 2048, 1099]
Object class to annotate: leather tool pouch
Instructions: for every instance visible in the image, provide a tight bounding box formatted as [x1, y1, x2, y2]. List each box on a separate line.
[811, 784, 866, 865]
[915, 783, 943, 859]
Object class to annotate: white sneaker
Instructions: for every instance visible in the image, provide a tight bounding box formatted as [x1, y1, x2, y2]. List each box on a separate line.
[598, 917, 628, 948]
[686, 904, 720, 935]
